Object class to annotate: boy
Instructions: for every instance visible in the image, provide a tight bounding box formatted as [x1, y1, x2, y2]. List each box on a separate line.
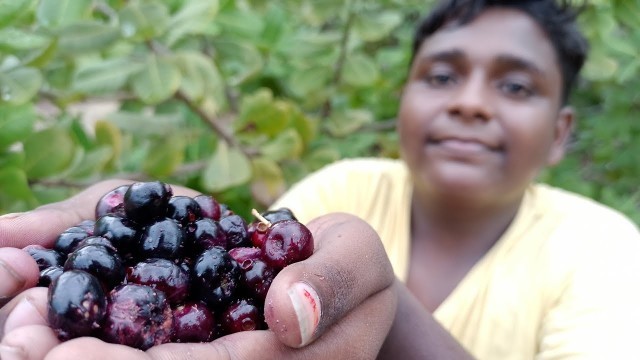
[273, 0, 640, 358]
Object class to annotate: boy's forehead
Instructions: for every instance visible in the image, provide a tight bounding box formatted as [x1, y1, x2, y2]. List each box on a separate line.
[415, 8, 558, 69]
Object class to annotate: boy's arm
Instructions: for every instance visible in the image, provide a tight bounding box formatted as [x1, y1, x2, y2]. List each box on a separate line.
[378, 279, 475, 360]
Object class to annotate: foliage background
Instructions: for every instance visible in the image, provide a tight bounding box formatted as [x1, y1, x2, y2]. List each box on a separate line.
[0, 0, 638, 224]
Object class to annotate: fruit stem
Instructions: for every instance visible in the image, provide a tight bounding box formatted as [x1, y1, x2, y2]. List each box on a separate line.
[251, 209, 272, 227]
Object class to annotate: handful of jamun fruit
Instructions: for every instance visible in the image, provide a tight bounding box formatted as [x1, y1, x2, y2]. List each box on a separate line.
[24, 181, 314, 350]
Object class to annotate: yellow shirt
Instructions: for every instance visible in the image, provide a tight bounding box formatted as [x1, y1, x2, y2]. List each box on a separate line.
[272, 158, 640, 360]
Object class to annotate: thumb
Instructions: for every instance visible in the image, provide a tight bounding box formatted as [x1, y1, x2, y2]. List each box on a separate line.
[262, 212, 395, 348]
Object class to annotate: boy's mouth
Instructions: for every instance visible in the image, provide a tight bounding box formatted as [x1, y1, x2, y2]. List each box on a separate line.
[426, 136, 503, 152]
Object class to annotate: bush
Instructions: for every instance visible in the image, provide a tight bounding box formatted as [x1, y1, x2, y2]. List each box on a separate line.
[0, 0, 638, 224]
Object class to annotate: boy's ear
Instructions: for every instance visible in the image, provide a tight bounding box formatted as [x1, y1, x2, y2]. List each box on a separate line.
[547, 106, 574, 166]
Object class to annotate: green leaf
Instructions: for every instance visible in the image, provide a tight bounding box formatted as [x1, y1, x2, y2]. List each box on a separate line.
[260, 128, 303, 162]
[67, 147, 113, 179]
[175, 52, 225, 108]
[73, 57, 144, 94]
[23, 126, 75, 179]
[0, 167, 32, 200]
[94, 120, 122, 168]
[36, 0, 93, 28]
[0, 28, 50, 52]
[290, 109, 318, 146]
[0, 150, 25, 169]
[166, 0, 220, 46]
[325, 109, 374, 137]
[130, 55, 181, 104]
[119, 2, 170, 40]
[57, 22, 120, 54]
[214, 40, 263, 86]
[343, 53, 380, 87]
[201, 141, 252, 192]
[0, 104, 35, 149]
[250, 157, 285, 206]
[288, 66, 331, 97]
[303, 146, 341, 172]
[0, 0, 31, 27]
[143, 136, 186, 178]
[353, 11, 403, 42]
[215, 8, 264, 40]
[106, 111, 184, 136]
[0, 67, 43, 106]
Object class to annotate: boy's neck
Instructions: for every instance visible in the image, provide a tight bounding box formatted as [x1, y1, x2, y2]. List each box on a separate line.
[410, 189, 523, 253]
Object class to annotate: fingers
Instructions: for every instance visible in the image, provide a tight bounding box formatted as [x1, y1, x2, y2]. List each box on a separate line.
[0, 179, 136, 248]
[0, 287, 48, 340]
[41, 287, 394, 360]
[0, 324, 59, 360]
[263, 212, 395, 348]
[0, 249, 40, 307]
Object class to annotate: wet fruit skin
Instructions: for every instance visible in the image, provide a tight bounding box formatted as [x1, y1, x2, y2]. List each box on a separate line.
[191, 218, 227, 252]
[138, 218, 185, 260]
[221, 299, 262, 334]
[171, 302, 216, 343]
[38, 266, 64, 287]
[48, 270, 107, 341]
[219, 214, 251, 248]
[23, 245, 64, 271]
[94, 215, 139, 256]
[64, 244, 125, 289]
[101, 284, 173, 350]
[193, 195, 221, 221]
[126, 258, 190, 305]
[261, 220, 314, 269]
[124, 181, 173, 224]
[192, 247, 242, 308]
[95, 185, 129, 219]
[167, 196, 202, 227]
[54, 228, 90, 255]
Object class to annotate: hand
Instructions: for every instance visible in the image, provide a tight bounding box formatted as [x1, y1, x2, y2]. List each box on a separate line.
[0, 180, 396, 359]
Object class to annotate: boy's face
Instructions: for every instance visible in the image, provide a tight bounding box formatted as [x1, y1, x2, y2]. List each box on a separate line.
[398, 8, 573, 202]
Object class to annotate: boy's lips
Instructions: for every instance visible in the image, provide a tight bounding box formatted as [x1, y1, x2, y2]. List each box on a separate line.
[426, 136, 503, 152]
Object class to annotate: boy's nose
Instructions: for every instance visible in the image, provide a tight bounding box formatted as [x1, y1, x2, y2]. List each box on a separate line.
[446, 73, 493, 122]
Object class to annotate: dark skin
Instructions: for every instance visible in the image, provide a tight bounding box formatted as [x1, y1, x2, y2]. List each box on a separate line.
[380, 8, 573, 358]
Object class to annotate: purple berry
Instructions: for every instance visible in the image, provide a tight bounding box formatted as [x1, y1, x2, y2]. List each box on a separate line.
[167, 196, 202, 227]
[54, 228, 90, 255]
[94, 215, 139, 256]
[48, 270, 107, 341]
[261, 220, 314, 269]
[221, 299, 262, 334]
[101, 284, 173, 350]
[171, 302, 216, 343]
[191, 218, 227, 252]
[124, 181, 173, 224]
[95, 185, 129, 218]
[193, 195, 221, 221]
[219, 215, 250, 249]
[64, 244, 125, 289]
[138, 218, 185, 260]
[126, 258, 190, 305]
[38, 265, 64, 287]
[192, 247, 241, 309]
[23, 245, 64, 271]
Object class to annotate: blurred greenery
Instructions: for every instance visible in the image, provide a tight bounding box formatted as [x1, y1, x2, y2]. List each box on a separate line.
[0, 0, 638, 224]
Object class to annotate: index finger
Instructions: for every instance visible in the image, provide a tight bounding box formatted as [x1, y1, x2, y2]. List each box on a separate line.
[0, 179, 135, 248]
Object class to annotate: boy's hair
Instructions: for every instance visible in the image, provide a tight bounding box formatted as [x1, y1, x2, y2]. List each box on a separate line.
[412, 0, 589, 104]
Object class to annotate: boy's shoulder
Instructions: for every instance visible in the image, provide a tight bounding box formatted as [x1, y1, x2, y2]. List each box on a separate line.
[316, 157, 407, 176]
[532, 183, 639, 240]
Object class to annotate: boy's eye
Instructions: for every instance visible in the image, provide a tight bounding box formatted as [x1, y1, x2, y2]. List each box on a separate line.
[424, 72, 456, 87]
[499, 80, 534, 98]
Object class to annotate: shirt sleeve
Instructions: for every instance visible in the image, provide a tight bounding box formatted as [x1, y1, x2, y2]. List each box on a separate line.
[535, 209, 640, 360]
